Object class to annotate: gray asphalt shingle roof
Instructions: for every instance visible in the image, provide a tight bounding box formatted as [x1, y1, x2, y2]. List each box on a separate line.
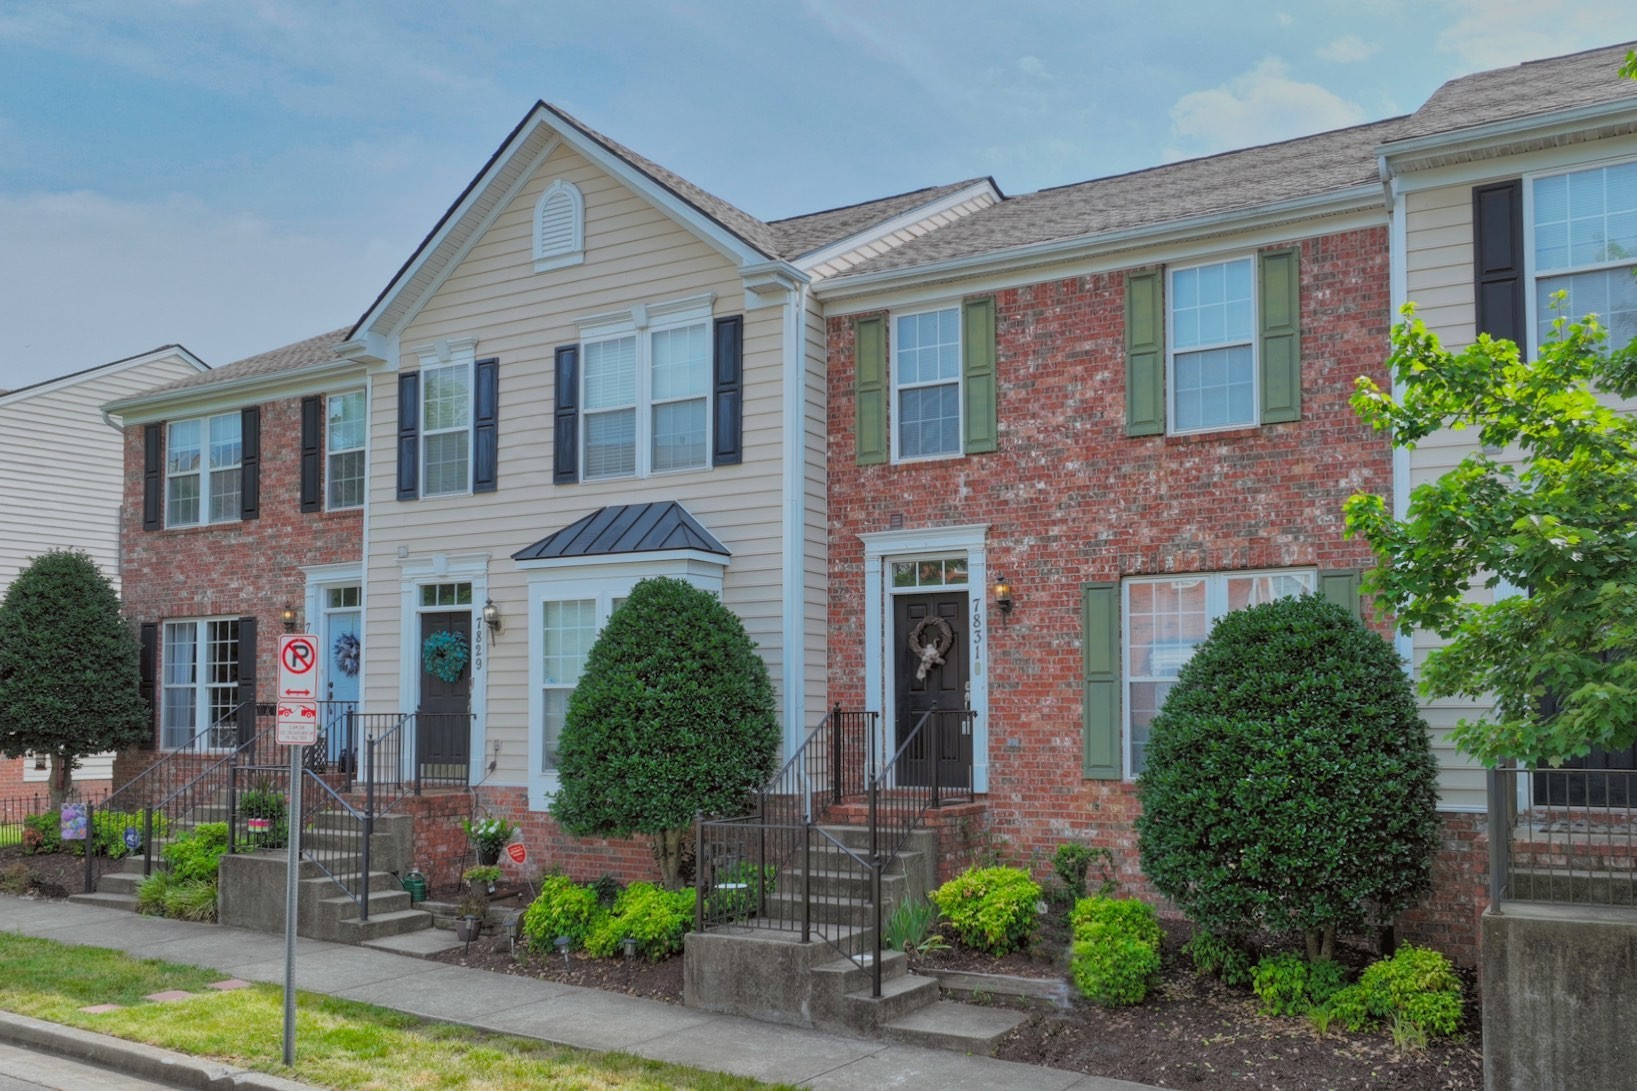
[767, 178, 995, 258]
[1392, 40, 1637, 142]
[832, 118, 1407, 278]
[127, 327, 352, 400]
[512, 502, 730, 561]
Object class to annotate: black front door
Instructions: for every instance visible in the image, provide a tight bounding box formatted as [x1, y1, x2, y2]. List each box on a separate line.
[418, 611, 472, 780]
[893, 592, 972, 789]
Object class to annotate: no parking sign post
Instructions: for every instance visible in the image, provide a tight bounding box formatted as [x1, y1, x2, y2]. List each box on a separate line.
[276, 633, 317, 1065]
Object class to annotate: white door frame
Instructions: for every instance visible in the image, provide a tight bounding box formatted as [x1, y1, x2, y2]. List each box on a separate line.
[397, 552, 490, 786]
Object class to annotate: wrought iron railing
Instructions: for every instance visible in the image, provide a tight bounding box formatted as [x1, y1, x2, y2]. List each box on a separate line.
[0, 789, 111, 849]
[299, 771, 373, 920]
[696, 705, 974, 998]
[1489, 764, 1637, 909]
[416, 712, 476, 790]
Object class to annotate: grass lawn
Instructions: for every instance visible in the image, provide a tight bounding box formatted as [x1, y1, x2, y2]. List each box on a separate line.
[0, 933, 791, 1090]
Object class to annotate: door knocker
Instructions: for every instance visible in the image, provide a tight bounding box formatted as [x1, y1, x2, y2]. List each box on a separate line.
[908, 617, 955, 681]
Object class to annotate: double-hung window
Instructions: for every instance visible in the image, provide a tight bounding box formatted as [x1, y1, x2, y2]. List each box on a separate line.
[422, 360, 472, 497]
[166, 413, 241, 528]
[1169, 258, 1256, 432]
[1531, 161, 1637, 350]
[326, 390, 366, 510]
[580, 306, 710, 480]
[893, 307, 962, 459]
[1123, 569, 1313, 774]
[161, 618, 242, 750]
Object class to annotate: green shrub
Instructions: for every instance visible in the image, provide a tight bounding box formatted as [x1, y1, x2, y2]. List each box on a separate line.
[21, 813, 61, 855]
[930, 867, 1041, 955]
[1252, 953, 1314, 1016]
[1326, 983, 1380, 1032]
[583, 882, 694, 960]
[522, 875, 608, 951]
[135, 870, 174, 916]
[1070, 896, 1161, 950]
[550, 577, 779, 889]
[1135, 595, 1440, 960]
[1356, 945, 1463, 1037]
[1184, 930, 1254, 987]
[1052, 843, 1095, 900]
[238, 784, 288, 849]
[0, 862, 33, 895]
[703, 861, 775, 921]
[161, 823, 229, 884]
[883, 895, 947, 954]
[1071, 924, 1161, 1007]
[162, 878, 218, 922]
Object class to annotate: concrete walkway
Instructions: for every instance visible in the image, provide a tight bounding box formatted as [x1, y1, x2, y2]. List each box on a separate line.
[0, 895, 1155, 1090]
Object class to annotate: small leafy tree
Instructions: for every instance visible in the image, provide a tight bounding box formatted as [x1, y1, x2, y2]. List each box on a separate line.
[1135, 595, 1440, 962]
[550, 577, 779, 889]
[1345, 308, 1637, 765]
[0, 550, 150, 805]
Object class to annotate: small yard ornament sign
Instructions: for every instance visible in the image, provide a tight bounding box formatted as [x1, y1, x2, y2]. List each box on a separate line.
[506, 842, 527, 865]
[59, 804, 87, 841]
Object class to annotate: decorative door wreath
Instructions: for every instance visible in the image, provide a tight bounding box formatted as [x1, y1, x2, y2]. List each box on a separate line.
[333, 632, 361, 678]
[908, 617, 954, 681]
[422, 630, 470, 683]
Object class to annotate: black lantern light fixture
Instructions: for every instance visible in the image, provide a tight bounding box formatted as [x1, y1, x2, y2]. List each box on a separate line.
[281, 605, 297, 632]
[993, 576, 1014, 621]
[482, 598, 503, 634]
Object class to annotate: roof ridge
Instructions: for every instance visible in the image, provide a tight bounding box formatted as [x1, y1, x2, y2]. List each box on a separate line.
[768, 177, 997, 225]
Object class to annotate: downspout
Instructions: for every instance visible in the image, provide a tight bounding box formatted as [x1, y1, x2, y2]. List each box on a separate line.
[1380, 154, 1415, 677]
[779, 283, 810, 757]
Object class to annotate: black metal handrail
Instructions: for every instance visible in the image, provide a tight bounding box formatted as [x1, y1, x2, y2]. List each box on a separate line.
[352, 712, 412, 816]
[1489, 764, 1637, 910]
[299, 771, 372, 921]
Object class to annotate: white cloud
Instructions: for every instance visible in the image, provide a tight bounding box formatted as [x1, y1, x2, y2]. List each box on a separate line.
[1318, 35, 1374, 64]
[1167, 58, 1367, 158]
[1433, 0, 1628, 71]
[0, 190, 400, 386]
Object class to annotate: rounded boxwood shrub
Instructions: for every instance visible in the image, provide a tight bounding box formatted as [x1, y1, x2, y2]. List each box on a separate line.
[1135, 594, 1439, 961]
[929, 866, 1041, 955]
[1330, 944, 1463, 1036]
[583, 882, 694, 960]
[523, 875, 608, 951]
[1069, 896, 1162, 1006]
[549, 577, 779, 889]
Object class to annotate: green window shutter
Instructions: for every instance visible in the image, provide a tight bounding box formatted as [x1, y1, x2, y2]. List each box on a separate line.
[962, 297, 997, 454]
[1319, 569, 1362, 621]
[854, 315, 887, 465]
[1125, 270, 1164, 436]
[1082, 582, 1122, 780]
[1259, 246, 1302, 424]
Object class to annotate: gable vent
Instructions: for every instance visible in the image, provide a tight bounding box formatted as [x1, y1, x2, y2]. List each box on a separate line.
[534, 179, 585, 272]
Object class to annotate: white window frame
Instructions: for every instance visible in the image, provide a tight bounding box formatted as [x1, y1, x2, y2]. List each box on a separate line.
[414, 339, 476, 499]
[534, 178, 585, 272]
[160, 617, 243, 752]
[890, 304, 963, 462]
[522, 552, 727, 809]
[1166, 255, 1259, 436]
[1121, 568, 1315, 778]
[165, 412, 242, 528]
[326, 388, 366, 511]
[576, 294, 714, 481]
[1524, 157, 1637, 357]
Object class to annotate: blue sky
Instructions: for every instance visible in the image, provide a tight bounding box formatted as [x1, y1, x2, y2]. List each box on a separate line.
[0, 1, 1626, 389]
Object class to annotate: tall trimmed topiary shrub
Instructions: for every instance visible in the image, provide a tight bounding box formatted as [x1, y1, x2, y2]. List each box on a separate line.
[1135, 594, 1439, 962]
[549, 577, 779, 889]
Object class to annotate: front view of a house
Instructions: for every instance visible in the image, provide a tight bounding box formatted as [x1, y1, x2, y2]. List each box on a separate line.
[101, 41, 1637, 972]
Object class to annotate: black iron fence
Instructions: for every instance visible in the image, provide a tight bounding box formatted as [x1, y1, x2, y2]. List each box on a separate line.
[0, 789, 112, 850]
[1489, 765, 1637, 908]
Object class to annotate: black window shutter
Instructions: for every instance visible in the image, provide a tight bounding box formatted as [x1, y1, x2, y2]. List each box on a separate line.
[397, 371, 420, 500]
[473, 357, 499, 493]
[1473, 180, 1525, 346]
[239, 407, 260, 520]
[300, 396, 322, 512]
[236, 616, 258, 747]
[712, 315, 744, 466]
[138, 621, 158, 749]
[553, 345, 579, 484]
[142, 424, 162, 530]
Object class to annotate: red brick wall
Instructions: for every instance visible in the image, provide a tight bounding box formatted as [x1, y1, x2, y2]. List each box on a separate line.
[1398, 812, 1490, 968]
[825, 227, 1493, 958]
[114, 397, 361, 785]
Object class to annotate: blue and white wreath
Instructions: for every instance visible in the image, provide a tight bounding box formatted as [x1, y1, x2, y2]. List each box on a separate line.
[421, 630, 469, 684]
[333, 632, 361, 678]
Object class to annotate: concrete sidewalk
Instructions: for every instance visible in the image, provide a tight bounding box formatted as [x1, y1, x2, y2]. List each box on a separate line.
[0, 895, 1154, 1090]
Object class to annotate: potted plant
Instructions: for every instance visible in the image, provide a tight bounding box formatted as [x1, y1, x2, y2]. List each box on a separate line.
[460, 813, 517, 866]
[454, 888, 488, 942]
[464, 864, 502, 896]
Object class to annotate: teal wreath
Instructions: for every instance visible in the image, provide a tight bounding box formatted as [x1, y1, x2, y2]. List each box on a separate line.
[421, 630, 469, 684]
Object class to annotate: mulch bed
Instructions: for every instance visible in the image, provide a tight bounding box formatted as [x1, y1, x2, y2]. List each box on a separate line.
[0, 845, 88, 899]
[7, 856, 1484, 1089]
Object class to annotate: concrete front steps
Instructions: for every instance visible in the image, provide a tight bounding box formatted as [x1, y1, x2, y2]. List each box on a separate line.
[684, 824, 1028, 1054]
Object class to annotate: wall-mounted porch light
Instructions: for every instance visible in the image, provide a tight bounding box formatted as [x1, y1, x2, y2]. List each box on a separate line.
[993, 576, 1014, 621]
[482, 598, 503, 634]
[281, 605, 298, 632]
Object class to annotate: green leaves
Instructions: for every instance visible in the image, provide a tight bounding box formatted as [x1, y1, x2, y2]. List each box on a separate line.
[1346, 306, 1637, 763]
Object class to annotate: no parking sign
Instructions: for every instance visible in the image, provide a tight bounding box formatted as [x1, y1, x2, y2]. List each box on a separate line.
[276, 634, 319, 745]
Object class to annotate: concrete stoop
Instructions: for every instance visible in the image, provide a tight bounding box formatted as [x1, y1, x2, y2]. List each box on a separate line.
[683, 823, 1025, 1054]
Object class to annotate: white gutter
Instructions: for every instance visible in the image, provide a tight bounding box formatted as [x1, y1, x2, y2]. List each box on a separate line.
[104, 356, 367, 421]
[813, 184, 1385, 302]
[1377, 98, 1637, 166]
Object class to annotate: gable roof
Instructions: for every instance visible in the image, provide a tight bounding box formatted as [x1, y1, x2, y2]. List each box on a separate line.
[512, 501, 730, 562]
[1392, 40, 1637, 143]
[0, 345, 208, 410]
[103, 328, 353, 416]
[768, 178, 997, 259]
[824, 118, 1405, 283]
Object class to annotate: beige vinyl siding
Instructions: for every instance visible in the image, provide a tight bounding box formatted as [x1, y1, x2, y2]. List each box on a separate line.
[363, 141, 811, 791]
[807, 194, 998, 280]
[0, 355, 202, 592]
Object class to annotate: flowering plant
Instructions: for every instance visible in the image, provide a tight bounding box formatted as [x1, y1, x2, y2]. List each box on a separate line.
[461, 814, 516, 857]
